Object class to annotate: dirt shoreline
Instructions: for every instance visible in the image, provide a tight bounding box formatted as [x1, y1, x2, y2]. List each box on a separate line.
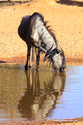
[1, 117, 83, 125]
[0, 56, 83, 62]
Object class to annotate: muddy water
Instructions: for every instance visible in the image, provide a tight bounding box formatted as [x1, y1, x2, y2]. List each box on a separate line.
[0, 64, 83, 122]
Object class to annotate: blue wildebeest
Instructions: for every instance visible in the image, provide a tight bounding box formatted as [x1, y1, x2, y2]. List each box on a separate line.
[18, 12, 66, 72]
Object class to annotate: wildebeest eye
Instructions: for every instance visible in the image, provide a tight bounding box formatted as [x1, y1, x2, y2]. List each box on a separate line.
[60, 52, 63, 56]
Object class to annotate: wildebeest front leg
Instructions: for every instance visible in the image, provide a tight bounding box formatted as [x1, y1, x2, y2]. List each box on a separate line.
[25, 45, 32, 70]
[36, 48, 40, 71]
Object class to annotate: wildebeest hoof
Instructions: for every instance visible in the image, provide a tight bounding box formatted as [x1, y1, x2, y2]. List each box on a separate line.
[24, 66, 28, 70]
[29, 65, 32, 69]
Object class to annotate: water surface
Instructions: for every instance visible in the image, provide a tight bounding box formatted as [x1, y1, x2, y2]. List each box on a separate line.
[0, 64, 83, 122]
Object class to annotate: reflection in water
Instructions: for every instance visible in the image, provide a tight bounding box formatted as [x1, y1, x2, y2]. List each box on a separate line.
[0, 64, 83, 122]
[18, 69, 66, 121]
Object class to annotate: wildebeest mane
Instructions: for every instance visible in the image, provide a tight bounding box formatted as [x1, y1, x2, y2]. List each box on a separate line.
[44, 21, 57, 44]
[31, 12, 57, 44]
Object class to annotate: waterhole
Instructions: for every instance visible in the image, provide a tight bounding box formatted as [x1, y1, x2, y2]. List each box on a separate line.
[0, 63, 83, 122]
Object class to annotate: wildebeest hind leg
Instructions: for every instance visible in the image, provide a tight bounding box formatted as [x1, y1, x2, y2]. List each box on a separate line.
[25, 45, 32, 70]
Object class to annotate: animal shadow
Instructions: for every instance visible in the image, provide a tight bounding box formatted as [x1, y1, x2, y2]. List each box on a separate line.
[56, 0, 83, 7]
[0, 0, 31, 7]
[18, 69, 66, 121]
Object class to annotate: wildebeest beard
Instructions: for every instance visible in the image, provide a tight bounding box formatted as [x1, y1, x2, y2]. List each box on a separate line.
[43, 44, 66, 72]
[44, 44, 56, 64]
[44, 49, 56, 67]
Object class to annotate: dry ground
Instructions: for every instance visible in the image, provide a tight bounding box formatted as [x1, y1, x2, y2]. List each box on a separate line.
[0, 0, 83, 63]
[0, 0, 83, 124]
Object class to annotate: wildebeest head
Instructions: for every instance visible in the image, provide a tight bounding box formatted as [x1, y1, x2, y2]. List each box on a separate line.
[44, 45, 66, 72]
[52, 46, 66, 72]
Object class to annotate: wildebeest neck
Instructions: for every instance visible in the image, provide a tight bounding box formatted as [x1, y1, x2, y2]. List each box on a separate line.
[30, 14, 57, 50]
[40, 25, 56, 50]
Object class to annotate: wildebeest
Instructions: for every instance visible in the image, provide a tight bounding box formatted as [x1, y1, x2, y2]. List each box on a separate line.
[18, 12, 66, 72]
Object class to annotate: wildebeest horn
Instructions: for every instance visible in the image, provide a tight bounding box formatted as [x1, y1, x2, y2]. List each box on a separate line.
[56, 40, 62, 53]
[56, 46, 62, 53]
